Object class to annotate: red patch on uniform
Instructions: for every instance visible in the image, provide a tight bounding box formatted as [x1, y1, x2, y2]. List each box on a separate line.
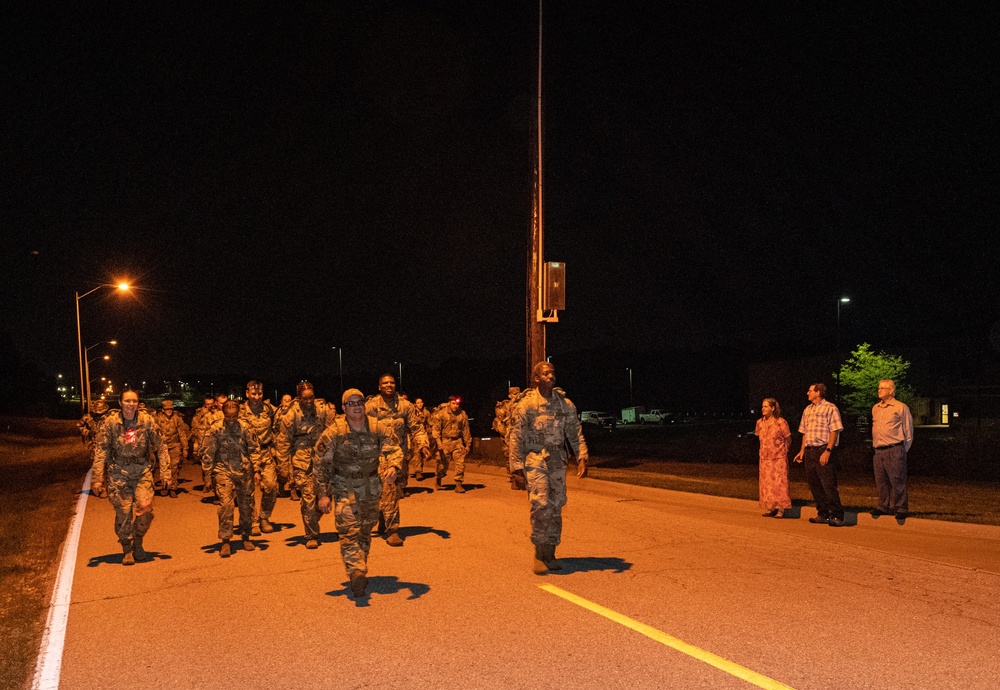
[125, 427, 138, 445]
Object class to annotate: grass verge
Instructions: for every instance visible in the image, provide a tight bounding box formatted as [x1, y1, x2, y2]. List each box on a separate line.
[0, 417, 89, 690]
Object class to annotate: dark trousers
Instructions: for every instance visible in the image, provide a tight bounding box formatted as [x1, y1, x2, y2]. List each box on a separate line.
[804, 446, 843, 520]
[873, 445, 908, 516]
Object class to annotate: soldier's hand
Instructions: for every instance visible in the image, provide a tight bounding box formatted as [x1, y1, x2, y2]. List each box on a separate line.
[384, 469, 397, 487]
[577, 458, 588, 478]
[317, 496, 332, 514]
[510, 469, 526, 491]
[421, 447, 431, 461]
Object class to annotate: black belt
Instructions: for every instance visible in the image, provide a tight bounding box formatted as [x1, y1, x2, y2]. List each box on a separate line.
[874, 441, 904, 450]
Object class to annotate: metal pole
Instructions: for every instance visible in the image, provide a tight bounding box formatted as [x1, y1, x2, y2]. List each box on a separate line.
[75, 292, 85, 412]
[526, 0, 546, 384]
[338, 348, 343, 394]
[628, 368, 633, 406]
[85, 355, 92, 412]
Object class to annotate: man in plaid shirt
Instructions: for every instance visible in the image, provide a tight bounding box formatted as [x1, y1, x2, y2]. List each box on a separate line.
[794, 383, 845, 526]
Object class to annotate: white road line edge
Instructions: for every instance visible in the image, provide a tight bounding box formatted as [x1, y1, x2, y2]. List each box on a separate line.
[31, 468, 92, 690]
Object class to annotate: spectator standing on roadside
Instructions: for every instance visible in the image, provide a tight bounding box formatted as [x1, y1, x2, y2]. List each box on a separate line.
[793, 383, 845, 527]
[870, 379, 913, 524]
[91, 390, 171, 566]
[756, 398, 792, 518]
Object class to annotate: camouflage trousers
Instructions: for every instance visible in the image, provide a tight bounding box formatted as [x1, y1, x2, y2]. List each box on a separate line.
[106, 463, 155, 552]
[524, 450, 568, 546]
[214, 463, 253, 541]
[409, 438, 433, 476]
[437, 438, 468, 483]
[333, 476, 381, 577]
[162, 441, 184, 490]
[376, 455, 404, 536]
[292, 449, 321, 540]
[250, 444, 279, 528]
[275, 445, 294, 493]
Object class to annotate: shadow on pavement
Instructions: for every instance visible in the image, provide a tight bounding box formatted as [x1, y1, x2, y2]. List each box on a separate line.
[284, 532, 340, 548]
[548, 556, 632, 575]
[87, 551, 172, 567]
[398, 525, 451, 540]
[325, 575, 431, 604]
[404, 486, 435, 497]
[267, 521, 297, 533]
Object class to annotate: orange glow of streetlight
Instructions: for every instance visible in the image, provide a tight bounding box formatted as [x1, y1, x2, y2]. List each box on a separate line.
[117, 282, 130, 291]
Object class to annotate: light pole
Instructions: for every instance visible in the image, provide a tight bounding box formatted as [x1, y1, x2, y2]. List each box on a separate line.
[836, 297, 850, 403]
[76, 283, 129, 411]
[626, 367, 633, 406]
[84, 340, 117, 413]
[394, 361, 403, 393]
[332, 346, 343, 393]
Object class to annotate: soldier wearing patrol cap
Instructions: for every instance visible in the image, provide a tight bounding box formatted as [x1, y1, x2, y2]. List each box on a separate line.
[80, 400, 111, 498]
[239, 380, 279, 534]
[154, 399, 189, 498]
[314, 388, 403, 598]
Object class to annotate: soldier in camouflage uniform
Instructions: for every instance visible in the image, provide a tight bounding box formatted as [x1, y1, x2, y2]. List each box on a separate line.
[275, 382, 330, 549]
[408, 397, 432, 479]
[190, 396, 217, 492]
[493, 387, 521, 488]
[91, 390, 171, 566]
[239, 380, 279, 534]
[432, 395, 472, 493]
[79, 400, 111, 498]
[508, 362, 589, 575]
[202, 400, 260, 557]
[273, 393, 296, 498]
[314, 388, 403, 598]
[365, 374, 429, 547]
[154, 399, 189, 498]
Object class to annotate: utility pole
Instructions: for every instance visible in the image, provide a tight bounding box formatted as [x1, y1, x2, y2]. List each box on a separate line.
[526, 0, 546, 385]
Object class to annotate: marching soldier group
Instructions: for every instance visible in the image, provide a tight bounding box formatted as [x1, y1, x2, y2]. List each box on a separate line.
[80, 372, 497, 598]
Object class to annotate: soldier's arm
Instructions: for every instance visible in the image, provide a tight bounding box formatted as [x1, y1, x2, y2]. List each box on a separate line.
[461, 414, 472, 446]
[274, 413, 293, 466]
[311, 427, 335, 497]
[149, 422, 172, 485]
[379, 422, 405, 474]
[92, 422, 110, 486]
[507, 406, 526, 473]
[201, 427, 218, 472]
[404, 407, 429, 450]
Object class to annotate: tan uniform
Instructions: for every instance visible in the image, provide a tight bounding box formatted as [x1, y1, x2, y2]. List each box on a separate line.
[93, 409, 171, 555]
[432, 407, 471, 483]
[364, 395, 428, 537]
[202, 418, 259, 541]
[313, 415, 402, 577]
[275, 399, 330, 541]
[154, 410, 189, 491]
[239, 400, 278, 528]
[508, 387, 588, 546]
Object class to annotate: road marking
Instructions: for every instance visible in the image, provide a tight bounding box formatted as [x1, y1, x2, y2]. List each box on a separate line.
[538, 584, 795, 690]
[32, 469, 92, 690]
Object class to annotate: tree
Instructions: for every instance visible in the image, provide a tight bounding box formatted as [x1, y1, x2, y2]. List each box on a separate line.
[837, 343, 915, 419]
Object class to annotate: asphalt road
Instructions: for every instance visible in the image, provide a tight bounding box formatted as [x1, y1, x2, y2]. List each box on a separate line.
[56, 460, 1000, 689]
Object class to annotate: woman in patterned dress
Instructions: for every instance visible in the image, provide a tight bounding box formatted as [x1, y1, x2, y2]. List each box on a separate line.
[756, 398, 792, 518]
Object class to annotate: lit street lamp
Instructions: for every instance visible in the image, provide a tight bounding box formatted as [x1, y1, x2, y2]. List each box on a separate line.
[84, 340, 117, 413]
[394, 361, 403, 393]
[835, 296, 851, 403]
[76, 283, 129, 411]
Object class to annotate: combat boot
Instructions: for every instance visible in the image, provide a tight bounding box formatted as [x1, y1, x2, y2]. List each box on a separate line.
[290, 487, 301, 501]
[259, 518, 275, 533]
[305, 539, 319, 550]
[159, 488, 168, 497]
[220, 540, 231, 557]
[434, 475, 442, 488]
[251, 523, 262, 537]
[243, 539, 256, 552]
[532, 544, 547, 575]
[133, 537, 149, 563]
[168, 489, 177, 498]
[542, 544, 562, 571]
[350, 572, 368, 598]
[386, 532, 403, 547]
[454, 481, 466, 494]
[122, 543, 135, 566]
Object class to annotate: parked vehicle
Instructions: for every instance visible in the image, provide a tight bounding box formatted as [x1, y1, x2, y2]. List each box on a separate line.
[640, 408, 673, 425]
[620, 406, 646, 424]
[580, 411, 615, 428]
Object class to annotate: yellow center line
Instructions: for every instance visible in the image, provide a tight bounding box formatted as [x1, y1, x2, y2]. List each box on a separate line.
[538, 584, 796, 690]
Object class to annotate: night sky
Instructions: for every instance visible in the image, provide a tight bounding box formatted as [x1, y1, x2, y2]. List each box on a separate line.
[2, 2, 996, 408]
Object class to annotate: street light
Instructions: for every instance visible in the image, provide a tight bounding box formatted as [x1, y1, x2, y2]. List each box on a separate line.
[76, 283, 130, 411]
[332, 346, 343, 394]
[836, 297, 851, 403]
[394, 361, 403, 393]
[84, 340, 117, 412]
[626, 367, 633, 406]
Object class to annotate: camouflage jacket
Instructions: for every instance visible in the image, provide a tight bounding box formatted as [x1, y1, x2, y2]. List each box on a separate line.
[312, 414, 402, 497]
[202, 418, 260, 472]
[275, 399, 330, 464]
[239, 399, 277, 445]
[154, 410, 190, 447]
[77, 412, 107, 445]
[492, 398, 514, 436]
[508, 387, 588, 472]
[190, 406, 215, 443]
[432, 407, 471, 447]
[365, 395, 428, 457]
[93, 409, 171, 484]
